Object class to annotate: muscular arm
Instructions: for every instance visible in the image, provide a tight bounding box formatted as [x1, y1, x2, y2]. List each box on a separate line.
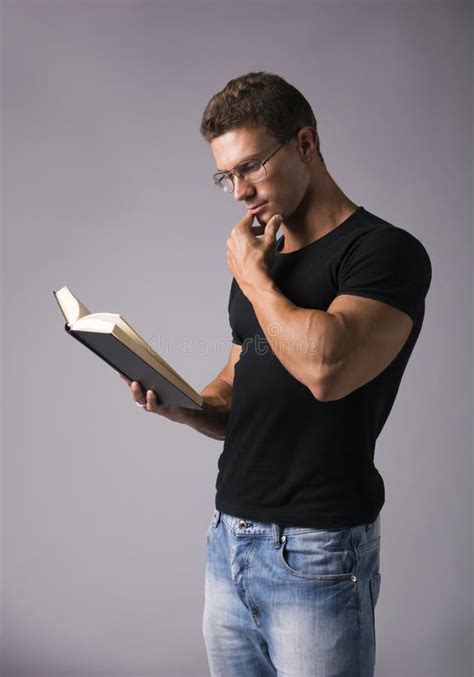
[185, 342, 241, 440]
[185, 377, 233, 441]
[242, 272, 413, 402]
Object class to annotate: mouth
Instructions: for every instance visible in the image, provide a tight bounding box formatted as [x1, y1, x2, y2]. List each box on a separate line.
[248, 202, 268, 215]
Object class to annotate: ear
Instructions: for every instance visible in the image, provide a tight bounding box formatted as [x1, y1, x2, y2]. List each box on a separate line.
[297, 127, 317, 162]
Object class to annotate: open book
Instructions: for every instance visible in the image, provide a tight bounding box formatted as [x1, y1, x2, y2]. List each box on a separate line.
[53, 286, 204, 410]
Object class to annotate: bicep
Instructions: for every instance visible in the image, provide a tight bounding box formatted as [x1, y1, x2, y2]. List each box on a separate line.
[322, 294, 413, 400]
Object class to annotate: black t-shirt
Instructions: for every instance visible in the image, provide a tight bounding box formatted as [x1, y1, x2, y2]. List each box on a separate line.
[215, 205, 432, 528]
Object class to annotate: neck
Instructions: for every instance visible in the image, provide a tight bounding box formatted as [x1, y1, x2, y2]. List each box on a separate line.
[279, 166, 359, 254]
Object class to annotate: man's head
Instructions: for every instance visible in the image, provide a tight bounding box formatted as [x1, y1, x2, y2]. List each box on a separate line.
[200, 72, 326, 225]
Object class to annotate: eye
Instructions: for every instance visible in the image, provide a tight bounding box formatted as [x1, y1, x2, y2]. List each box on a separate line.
[239, 160, 261, 174]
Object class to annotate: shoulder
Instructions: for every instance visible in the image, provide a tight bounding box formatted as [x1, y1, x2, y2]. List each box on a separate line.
[340, 211, 432, 271]
[336, 212, 433, 312]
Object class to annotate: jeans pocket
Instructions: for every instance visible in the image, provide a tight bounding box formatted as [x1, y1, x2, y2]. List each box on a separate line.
[206, 512, 215, 546]
[206, 510, 220, 546]
[278, 531, 357, 581]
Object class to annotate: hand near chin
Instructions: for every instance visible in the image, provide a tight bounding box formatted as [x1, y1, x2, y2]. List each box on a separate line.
[251, 212, 281, 237]
[251, 223, 266, 237]
[226, 210, 283, 292]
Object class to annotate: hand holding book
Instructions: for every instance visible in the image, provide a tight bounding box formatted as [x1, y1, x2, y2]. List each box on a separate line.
[117, 372, 199, 424]
[54, 286, 204, 411]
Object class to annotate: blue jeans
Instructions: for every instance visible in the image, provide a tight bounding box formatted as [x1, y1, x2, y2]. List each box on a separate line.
[202, 510, 381, 677]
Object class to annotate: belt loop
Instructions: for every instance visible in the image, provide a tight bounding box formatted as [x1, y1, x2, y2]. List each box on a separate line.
[350, 525, 359, 565]
[272, 523, 281, 548]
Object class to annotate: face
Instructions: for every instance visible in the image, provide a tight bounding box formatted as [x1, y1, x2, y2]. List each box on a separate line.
[210, 125, 312, 225]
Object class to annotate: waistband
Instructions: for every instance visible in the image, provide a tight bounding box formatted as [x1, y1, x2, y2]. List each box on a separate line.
[209, 510, 380, 550]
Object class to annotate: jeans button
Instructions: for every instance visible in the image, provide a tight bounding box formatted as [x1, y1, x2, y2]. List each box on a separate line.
[238, 520, 247, 529]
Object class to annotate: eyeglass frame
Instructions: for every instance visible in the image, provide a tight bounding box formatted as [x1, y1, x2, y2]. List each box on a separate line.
[212, 127, 303, 193]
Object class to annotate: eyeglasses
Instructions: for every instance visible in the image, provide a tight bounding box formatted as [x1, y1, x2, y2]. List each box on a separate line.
[212, 128, 302, 193]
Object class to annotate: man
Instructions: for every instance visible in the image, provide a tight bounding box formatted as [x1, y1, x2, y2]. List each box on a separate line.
[120, 72, 432, 676]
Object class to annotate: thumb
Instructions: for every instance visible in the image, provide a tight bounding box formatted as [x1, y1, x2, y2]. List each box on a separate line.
[264, 213, 283, 241]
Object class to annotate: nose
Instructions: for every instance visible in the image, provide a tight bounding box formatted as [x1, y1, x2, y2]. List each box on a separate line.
[232, 175, 256, 202]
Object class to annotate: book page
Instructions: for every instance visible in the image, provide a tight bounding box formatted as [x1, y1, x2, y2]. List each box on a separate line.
[54, 287, 92, 325]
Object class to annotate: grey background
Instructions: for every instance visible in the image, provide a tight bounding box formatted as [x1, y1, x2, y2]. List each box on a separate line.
[1, 1, 472, 676]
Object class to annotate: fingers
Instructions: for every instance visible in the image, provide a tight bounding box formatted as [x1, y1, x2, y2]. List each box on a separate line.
[234, 210, 254, 233]
[116, 372, 163, 413]
[265, 213, 283, 238]
[131, 381, 163, 412]
[251, 223, 266, 237]
[249, 214, 282, 240]
[131, 380, 146, 405]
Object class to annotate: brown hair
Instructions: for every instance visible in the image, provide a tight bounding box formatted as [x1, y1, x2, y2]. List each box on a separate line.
[200, 71, 325, 166]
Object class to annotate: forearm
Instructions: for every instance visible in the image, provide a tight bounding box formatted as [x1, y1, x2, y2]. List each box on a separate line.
[243, 273, 338, 398]
[183, 377, 233, 441]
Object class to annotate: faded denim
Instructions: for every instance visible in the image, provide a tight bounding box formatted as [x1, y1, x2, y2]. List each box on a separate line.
[202, 510, 381, 676]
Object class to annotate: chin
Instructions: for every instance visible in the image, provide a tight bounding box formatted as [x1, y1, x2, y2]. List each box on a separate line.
[258, 209, 274, 223]
[260, 212, 283, 226]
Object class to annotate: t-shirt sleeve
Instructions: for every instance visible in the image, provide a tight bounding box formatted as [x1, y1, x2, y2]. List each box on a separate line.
[228, 277, 244, 345]
[335, 227, 432, 323]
